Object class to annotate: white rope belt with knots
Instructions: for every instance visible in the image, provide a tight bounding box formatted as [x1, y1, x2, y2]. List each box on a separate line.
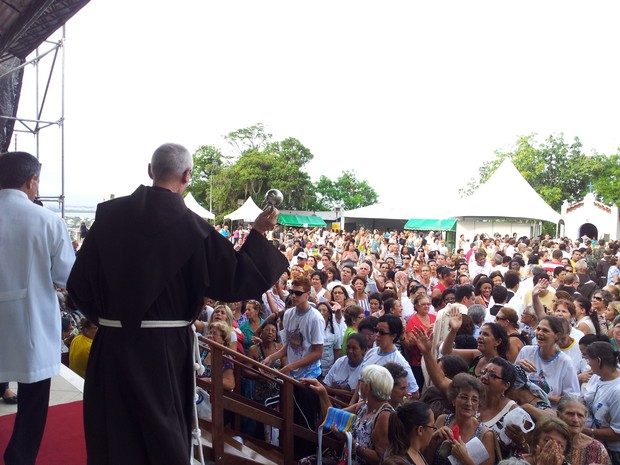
[97, 318, 206, 465]
[98, 318, 191, 328]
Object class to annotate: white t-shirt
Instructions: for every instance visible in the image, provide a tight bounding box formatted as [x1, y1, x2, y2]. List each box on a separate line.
[332, 314, 347, 338]
[584, 374, 620, 451]
[324, 355, 364, 391]
[570, 326, 584, 343]
[515, 345, 580, 398]
[401, 298, 414, 322]
[327, 280, 353, 297]
[321, 326, 343, 377]
[559, 338, 587, 373]
[281, 306, 325, 380]
[576, 316, 596, 335]
[360, 346, 419, 393]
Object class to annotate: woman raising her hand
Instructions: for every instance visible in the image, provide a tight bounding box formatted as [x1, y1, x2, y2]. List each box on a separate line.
[440, 306, 508, 378]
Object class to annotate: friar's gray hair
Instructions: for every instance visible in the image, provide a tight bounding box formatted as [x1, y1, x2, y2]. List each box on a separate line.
[150, 143, 192, 181]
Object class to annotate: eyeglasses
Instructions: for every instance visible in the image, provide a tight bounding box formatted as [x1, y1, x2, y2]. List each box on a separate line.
[376, 330, 392, 336]
[456, 394, 480, 404]
[290, 290, 307, 297]
[480, 369, 504, 380]
[592, 296, 603, 301]
[420, 424, 438, 431]
[385, 286, 395, 290]
[495, 316, 508, 321]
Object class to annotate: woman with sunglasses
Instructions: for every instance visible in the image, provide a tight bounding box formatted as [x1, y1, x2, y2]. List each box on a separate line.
[440, 306, 508, 378]
[384, 401, 436, 465]
[383, 279, 398, 294]
[424, 374, 495, 465]
[360, 314, 419, 398]
[592, 290, 613, 335]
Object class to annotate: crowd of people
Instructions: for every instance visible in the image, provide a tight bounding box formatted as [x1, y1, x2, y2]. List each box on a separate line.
[184, 226, 620, 465]
[3, 145, 620, 465]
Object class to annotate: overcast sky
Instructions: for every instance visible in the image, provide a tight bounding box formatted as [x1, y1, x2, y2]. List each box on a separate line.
[14, 1, 620, 210]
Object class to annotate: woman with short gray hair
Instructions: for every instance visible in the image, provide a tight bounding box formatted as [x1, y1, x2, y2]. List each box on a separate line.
[556, 395, 611, 465]
[301, 364, 394, 465]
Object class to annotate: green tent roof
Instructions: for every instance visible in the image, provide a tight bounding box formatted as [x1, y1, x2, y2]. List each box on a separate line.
[404, 218, 457, 231]
[278, 214, 327, 228]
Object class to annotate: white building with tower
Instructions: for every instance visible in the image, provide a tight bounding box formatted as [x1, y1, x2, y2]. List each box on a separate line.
[559, 192, 619, 241]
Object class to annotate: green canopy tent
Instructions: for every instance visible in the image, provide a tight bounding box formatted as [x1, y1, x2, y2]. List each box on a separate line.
[405, 218, 457, 251]
[404, 218, 457, 231]
[278, 214, 327, 228]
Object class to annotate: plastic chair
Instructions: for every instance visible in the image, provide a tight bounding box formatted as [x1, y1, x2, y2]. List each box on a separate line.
[317, 407, 357, 465]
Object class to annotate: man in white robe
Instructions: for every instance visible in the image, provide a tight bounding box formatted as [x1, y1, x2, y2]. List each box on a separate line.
[0, 151, 75, 465]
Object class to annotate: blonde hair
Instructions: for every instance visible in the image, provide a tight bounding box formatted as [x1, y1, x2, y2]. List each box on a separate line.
[210, 303, 234, 326]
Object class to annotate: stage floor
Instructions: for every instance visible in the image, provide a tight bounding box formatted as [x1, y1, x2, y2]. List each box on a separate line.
[0, 364, 84, 417]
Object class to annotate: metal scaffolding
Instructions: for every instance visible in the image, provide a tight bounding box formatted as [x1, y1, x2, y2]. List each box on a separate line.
[0, 27, 66, 216]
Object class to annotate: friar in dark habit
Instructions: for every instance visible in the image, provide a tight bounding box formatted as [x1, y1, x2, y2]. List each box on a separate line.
[67, 142, 289, 465]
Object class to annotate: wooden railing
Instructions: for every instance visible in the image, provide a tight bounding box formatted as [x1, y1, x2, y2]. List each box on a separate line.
[196, 335, 347, 464]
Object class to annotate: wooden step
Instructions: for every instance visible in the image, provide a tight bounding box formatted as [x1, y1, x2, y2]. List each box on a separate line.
[196, 425, 283, 465]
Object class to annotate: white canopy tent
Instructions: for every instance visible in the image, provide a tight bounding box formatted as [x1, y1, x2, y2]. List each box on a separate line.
[184, 192, 215, 220]
[224, 197, 263, 222]
[446, 159, 560, 240]
[448, 159, 561, 223]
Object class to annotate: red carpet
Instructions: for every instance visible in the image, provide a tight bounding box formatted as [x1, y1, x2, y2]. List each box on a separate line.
[0, 401, 86, 465]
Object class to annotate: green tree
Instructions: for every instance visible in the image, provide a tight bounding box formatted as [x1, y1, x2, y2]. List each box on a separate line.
[461, 133, 609, 212]
[187, 145, 224, 211]
[265, 137, 315, 209]
[314, 170, 378, 210]
[591, 152, 620, 206]
[224, 123, 272, 156]
[189, 124, 380, 217]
